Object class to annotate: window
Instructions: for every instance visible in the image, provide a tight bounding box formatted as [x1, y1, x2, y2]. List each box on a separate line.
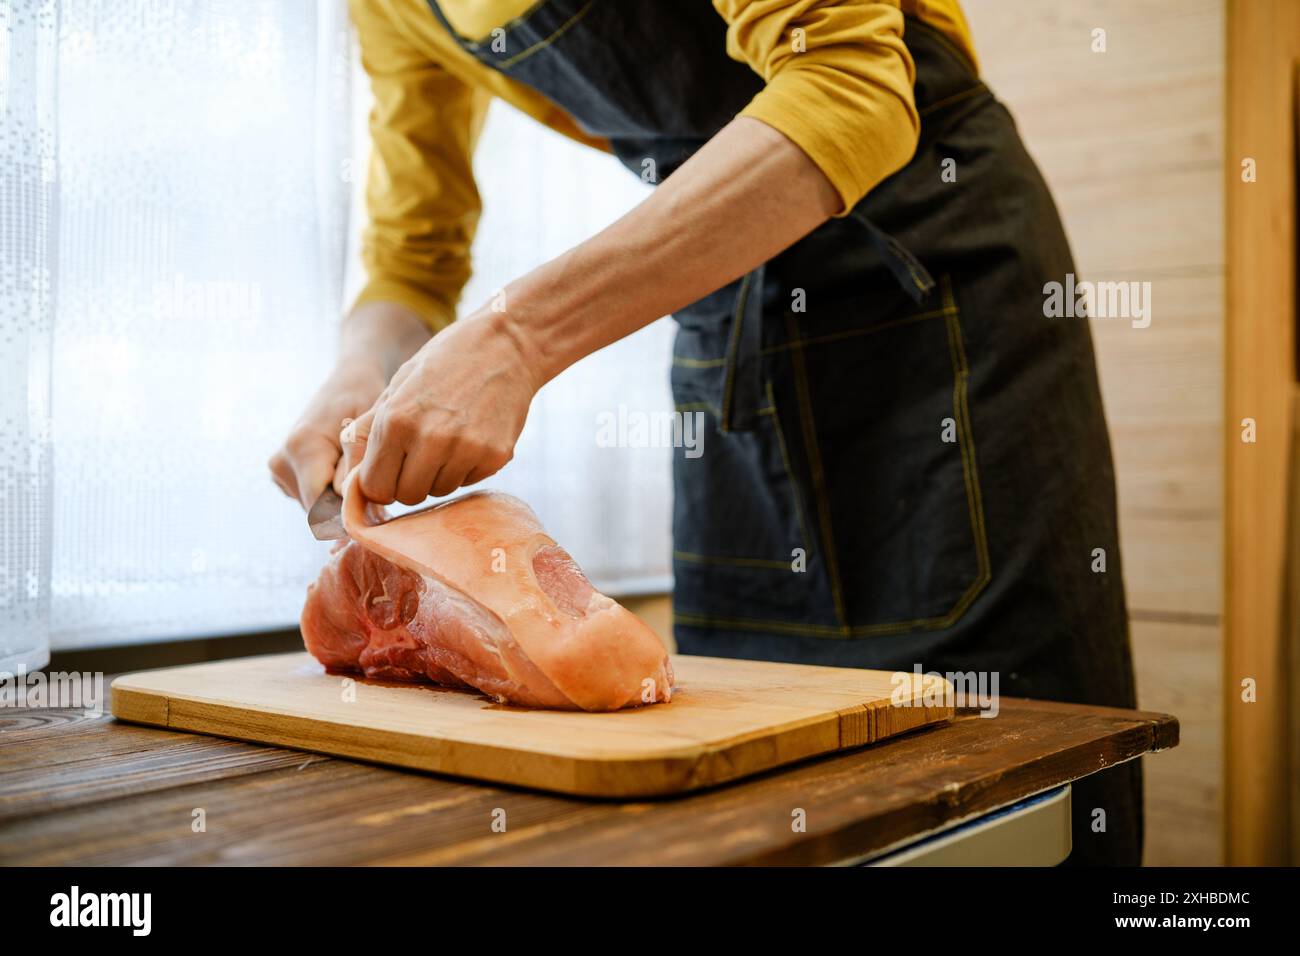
[0, 0, 671, 668]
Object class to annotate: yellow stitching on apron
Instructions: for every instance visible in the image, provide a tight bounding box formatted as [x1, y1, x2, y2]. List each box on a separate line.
[673, 606, 980, 639]
[940, 275, 992, 617]
[672, 356, 728, 368]
[902, 256, 932, 293]
[785, 311, 850, 628]
[671, 402, 808, 568]
[765, 381, 814, 564]
[718, 271, 753, 434]
[672, 552, 793, 570]
[677, 275, 990, 639]
[673, 402, 774, 417]
[673, 610, 998, 638]
[763, 305, 953, 356]
[674, 401, 721, 417]
[674, 610, 851, 638]
[495, 0, 595, 70]
[918, 83, 988, 118]
[693, 304, 956, 363]
[450, 0, 552, 43]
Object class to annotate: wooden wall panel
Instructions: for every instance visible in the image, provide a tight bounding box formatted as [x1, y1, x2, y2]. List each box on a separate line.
[1132, 620, 1224, 865]
[963, 0, 1226, 865]
[1224, 0, 1300, 866]
[623, 595, 674, 651]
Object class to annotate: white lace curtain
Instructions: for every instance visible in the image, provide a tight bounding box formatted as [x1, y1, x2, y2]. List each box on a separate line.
[0, 0, 672, 668]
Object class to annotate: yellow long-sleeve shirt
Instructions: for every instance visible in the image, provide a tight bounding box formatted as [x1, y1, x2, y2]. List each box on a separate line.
[349, 0, 978, 332]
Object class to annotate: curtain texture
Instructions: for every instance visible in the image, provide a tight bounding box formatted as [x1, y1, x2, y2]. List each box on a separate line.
[1, 0, 673, 657]
[0, 0, 56, 671]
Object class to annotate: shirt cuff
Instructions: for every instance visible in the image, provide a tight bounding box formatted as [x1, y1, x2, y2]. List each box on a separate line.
[739, 69, 920, 217]
[350, 278, 457, 333]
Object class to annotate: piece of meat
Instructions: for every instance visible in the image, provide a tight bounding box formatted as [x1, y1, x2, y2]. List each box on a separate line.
[300, 471, 673, 711]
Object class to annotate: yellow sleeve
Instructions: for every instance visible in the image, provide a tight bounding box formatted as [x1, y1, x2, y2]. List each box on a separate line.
[713, 0, 919, 214]
[349, 0, 491, 332]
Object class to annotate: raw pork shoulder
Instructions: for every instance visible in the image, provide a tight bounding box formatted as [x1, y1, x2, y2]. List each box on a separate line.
[300, 471, 673, 711]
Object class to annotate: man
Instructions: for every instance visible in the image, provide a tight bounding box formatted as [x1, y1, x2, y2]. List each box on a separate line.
[270, 0, 1142, 865]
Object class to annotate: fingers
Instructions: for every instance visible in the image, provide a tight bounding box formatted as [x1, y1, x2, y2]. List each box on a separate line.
[373, 432, 504, 505]
[268, 355, 393, 512]
[332, 454, 350, 499]
[357, 405, 410, 504]
[268, 436, 334, 511]
[286, 432, 339, 511]
[336, 413, 371, 494]
[440, 441, 511, 494]
[392, 442, 446, 506]
[463, 457, 504, 487]
[270, 419, 348, 511]
[390, 453, 482, 505]
[429, 462, 471, 499]
[268, 449, 300, 502]
[276, 408, 510, 510]
[355, 391, 516, 505]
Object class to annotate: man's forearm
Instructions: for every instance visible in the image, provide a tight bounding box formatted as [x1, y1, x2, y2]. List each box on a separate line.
[490, 117, 841, 386]
[339, 300, 433, 380]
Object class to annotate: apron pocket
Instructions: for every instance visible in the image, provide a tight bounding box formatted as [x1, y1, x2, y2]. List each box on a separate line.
[669, 374, 810, 571]
[670, 317, 811, 580]
[776, 276, 991, 635]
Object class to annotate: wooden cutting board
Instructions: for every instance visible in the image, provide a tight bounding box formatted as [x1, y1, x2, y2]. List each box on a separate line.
[111, 652, 953, 797]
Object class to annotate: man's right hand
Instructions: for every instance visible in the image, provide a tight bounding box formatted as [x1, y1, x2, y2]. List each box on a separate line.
[269, 301, 432, 511]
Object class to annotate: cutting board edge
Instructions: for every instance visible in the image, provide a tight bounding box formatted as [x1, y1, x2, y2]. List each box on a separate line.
[108, 657, 956, 798]
[111, 685, 953, 799]
[110, 669, 951, 760]
[110, 687, 769, 798]
[108, 655, 951, 750]
[110, 670, 805, 756]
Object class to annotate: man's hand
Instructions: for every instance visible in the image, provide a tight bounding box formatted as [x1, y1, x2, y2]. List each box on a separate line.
[269, 356, 389, 510]
[345, 308, 539, 505]
[269, 301, 431, 510]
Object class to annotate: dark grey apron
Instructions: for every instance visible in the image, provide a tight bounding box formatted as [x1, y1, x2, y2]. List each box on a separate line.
[423, 0, 1142, 865]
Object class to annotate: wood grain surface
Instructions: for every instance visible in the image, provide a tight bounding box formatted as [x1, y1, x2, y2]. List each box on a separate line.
[964, 0, 1228, 867]
[1224, 0, 1300, 867]
[109, 653, 953, 797]
[0, 691, 1177, 866]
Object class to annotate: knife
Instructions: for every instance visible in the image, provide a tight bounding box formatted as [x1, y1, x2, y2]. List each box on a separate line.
[308, 486, 347, 541]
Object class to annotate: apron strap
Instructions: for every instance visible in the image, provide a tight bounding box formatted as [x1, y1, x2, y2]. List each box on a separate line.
[846, 207, 937, 303]
[721, 216, 936, 432]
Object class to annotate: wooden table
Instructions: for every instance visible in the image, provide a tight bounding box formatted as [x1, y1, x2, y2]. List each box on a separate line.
[0, 690, 1177, 866]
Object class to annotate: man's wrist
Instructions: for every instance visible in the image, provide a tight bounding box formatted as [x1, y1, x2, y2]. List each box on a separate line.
[479, 258, 589, 389]
[467, 299, 547, 395]
[339, 300, 432, 378]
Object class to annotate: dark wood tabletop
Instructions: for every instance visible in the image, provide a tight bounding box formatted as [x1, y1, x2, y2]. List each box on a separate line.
[0, 686, 1177, 866]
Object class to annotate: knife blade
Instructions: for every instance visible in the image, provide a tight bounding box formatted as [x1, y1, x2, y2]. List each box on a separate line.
[308, 486, 347, 541]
